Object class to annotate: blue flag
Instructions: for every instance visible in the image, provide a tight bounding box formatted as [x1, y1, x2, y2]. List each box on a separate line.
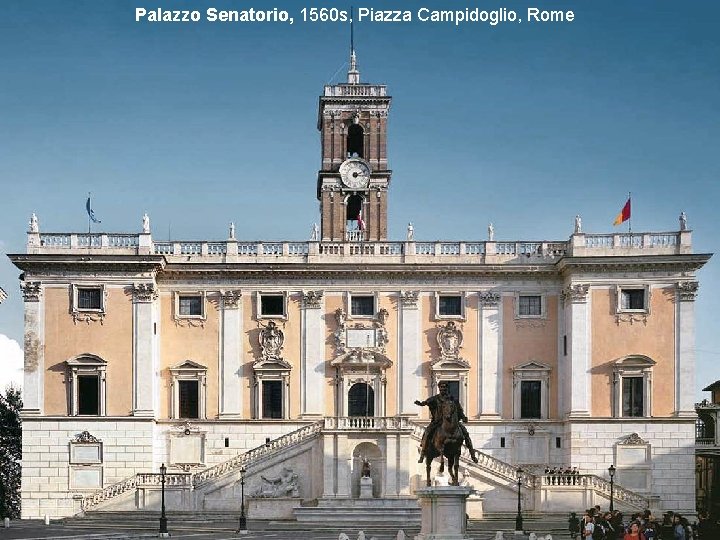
[86, 196, 101, 223]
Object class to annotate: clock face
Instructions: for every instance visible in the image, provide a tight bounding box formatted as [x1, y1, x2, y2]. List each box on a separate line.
[340, 159, 371, 189]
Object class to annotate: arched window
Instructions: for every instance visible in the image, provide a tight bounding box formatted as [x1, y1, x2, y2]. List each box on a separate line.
[347, 123, 364, 158]
[348, 383, 375, 417]
[346, 194, 364, 222]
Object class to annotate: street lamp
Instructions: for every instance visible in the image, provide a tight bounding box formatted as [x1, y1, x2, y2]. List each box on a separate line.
[515, 467, 524, 533]
[608, 464, 616, 512]
[236, 467, 248, 535]
[159, 463, 169, 538]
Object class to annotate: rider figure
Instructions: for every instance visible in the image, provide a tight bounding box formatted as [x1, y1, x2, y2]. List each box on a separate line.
[415, 381, 479, 463]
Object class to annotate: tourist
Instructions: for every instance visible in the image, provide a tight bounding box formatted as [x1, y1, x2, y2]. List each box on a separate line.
[643, 521, 656, 540]
[624, 522, 645, 540]
[569, 511, 581, 539]
[673, 514, 691, 540]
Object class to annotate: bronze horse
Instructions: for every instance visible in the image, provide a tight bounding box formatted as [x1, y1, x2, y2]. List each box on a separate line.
[423, 398, 463, 486]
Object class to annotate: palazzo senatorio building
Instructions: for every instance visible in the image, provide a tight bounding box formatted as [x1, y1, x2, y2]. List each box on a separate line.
[10, 52, 711, 522]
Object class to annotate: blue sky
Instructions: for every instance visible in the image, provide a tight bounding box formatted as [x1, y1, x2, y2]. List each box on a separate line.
[1, 0, 719, 395]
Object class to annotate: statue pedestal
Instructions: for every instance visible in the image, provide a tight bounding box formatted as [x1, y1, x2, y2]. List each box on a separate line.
[359, 477, 373, 499]
[414, 486, 473, 540]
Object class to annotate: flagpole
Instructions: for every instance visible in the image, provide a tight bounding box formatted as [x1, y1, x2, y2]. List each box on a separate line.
[627, 191, 632, 235]
[87, 192, 92, 235]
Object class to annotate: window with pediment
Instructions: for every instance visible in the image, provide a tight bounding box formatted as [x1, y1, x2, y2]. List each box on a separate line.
[66, 355, 107, 416]
[253, 320, 291, 419]
[169, 360, 207, 420]
[612, 355, 655, 418]
[512, 361, 551, 420]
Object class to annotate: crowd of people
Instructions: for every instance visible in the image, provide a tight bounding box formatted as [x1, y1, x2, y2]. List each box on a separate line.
[544, 466, 581, 485]
[567, 506, 719, 539]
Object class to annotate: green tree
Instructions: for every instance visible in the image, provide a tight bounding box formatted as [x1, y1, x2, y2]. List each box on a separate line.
[0, 385, 22, 519]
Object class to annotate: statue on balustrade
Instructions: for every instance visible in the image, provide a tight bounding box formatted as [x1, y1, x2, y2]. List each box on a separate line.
[415, 381, 479, 486]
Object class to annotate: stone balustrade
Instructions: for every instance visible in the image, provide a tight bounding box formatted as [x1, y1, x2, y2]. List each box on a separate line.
[696, 438, 715, 446]
[27, 231, 690, 260]
[323, 416, 414, 431]
[323, 84, 387, 97]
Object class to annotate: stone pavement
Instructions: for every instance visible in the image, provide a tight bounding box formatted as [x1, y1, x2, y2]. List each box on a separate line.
[2, 518, 569, 540]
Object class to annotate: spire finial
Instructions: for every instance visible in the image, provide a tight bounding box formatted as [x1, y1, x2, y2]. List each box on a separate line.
[348, 7, 360, 84]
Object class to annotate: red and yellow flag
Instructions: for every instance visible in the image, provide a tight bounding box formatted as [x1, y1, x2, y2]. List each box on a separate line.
[613, 198, 631, 226]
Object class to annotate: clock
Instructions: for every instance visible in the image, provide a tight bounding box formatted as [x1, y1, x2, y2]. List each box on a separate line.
[339, 158, 371, 189]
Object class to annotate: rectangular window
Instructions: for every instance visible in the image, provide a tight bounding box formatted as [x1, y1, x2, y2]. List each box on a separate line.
[260, 294, 285, 317]
[520, 380, 541, 419]
[518, 295, 542, 316]
[621, 289, 645, 310]
[445, 381, 460, 402]
[262, 380, 283, 419]
[500, 437, 506, 448]
[556, 437, 562, 448]
[439, 295, 462, 317]
[77, 288, 102, 310]
[178, 380, 199, 419]
[622, 377, 644, 417]
[77, 375, 100, 415]
[563, 335, 567, 356]
[179, 296, 203, 316]
[350, 295, 375, 316]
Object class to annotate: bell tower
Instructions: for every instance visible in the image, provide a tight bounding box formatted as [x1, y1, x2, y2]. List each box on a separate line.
[317, 47, 391, 242]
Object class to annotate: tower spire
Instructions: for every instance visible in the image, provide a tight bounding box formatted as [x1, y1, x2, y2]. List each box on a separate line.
[348, 7, 360, 84]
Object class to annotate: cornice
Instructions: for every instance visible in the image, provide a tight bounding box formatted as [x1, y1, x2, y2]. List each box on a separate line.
[158, 263, 561, 281]
[8, 254, 166, 273]
[558, 253, 712, 274]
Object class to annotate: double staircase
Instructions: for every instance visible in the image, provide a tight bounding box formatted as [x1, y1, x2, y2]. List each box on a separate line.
[81, 420, 324, 512]
[78, 417, 650, 521]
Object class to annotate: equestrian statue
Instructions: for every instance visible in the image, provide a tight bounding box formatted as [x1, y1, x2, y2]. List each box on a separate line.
[415, 381, 479, 486]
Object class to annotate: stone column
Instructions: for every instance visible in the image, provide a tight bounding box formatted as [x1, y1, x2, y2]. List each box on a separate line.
[399, 291, 421, 415]
[564, 284, 591, 417]
[479, 292, 501, 418]
[21, 281, 43, 415]
[219, 291, 242, 418]
[675, 281, 699, 416]
[132, 283, 158, 416]
[301, 291, 325, 417]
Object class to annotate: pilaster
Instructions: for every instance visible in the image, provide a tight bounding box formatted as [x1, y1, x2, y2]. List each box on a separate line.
[322, 432, 337, 498]
[301, 290, 325, 417]
[399, 290, 421, 415]
[336, 433, 351, 498]
[563, 284, 591, 417]
[132, 283, 157, 416]
[675, 281, 698, 416]
[219, 290, 243, 418]
[384, 434, 398, 496]
[479, 291, 501, 418]
[21, 281, 43, 415]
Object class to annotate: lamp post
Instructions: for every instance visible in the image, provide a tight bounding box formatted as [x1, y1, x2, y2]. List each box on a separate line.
[608, 464, 616, 512]
[236, 467, 248, 534]
[515, 467, 524, 533]
[159, 463, 169, 538]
